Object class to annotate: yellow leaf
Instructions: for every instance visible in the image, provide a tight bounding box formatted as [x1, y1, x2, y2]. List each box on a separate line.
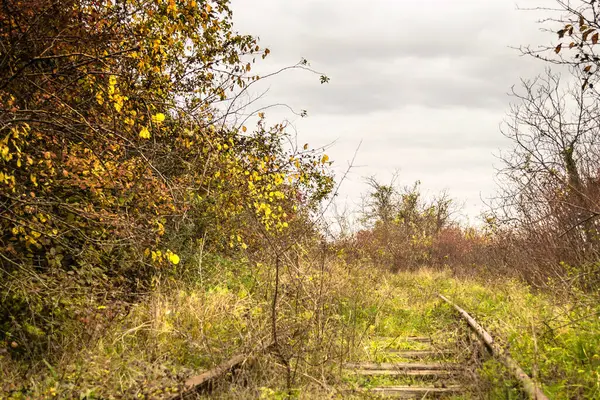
[168, 253, 180, 265]
[321, 154, 329, 163]
[303, 143, 308, 150]
[242, 125, 247, 132]
[139, 127, 151, 139]
[152, 113, 166, 123]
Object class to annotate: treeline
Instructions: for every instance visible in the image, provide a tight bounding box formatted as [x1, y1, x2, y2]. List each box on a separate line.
[334, 179, 492, 275]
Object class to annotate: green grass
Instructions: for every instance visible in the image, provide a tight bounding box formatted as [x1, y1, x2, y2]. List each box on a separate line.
[338, 269, 600, 399]
[2, 262, 598, 399]
[435, 276, 600, 399]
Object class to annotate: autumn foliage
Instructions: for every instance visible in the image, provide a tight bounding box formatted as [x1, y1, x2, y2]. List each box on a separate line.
[0, 0, 333, 359]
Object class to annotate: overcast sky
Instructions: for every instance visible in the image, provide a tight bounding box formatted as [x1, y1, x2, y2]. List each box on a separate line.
[229, 0, 554, 226]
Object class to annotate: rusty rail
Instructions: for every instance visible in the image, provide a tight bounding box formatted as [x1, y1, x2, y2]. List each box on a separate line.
[438, 294, 549, 400]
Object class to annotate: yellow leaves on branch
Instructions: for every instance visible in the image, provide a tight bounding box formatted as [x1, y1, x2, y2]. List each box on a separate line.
[108, 75, 117, 94]
[148, 249, 180, 265]
[152, 113, 166, 123]
[113, 94, 126, 112]
[95, 75, 128, 112]
[166, 251, 180, 265]
[139, 127, 151, 139]
[0, 171, 16, 187]
[0, 143, 10, 162]
[167, 0, 177, 14]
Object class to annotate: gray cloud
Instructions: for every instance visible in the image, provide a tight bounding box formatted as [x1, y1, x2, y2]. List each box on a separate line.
[230, 0, 556, 221]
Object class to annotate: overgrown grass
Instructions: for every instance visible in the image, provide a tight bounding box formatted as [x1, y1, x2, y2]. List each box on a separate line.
[2, 255, 273, 398]
[336, 269, 600, 399]
[439, 275, 600, 399]
[1, 251, 385, 398]
[381, 270, 600, 399]
[2, 260, 598, 399]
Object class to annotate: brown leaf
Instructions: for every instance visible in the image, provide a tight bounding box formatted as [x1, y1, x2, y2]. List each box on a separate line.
[584, 65, 592, 72]
[593, 33, 599, 44]
[569, 42, 576, 49]
[558, 29, 565, 39]
[582, 29, 595, 41]
[555, 43, 562, 54]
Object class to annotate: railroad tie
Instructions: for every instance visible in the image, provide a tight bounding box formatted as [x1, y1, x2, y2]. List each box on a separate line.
[345, 336, 466, 399]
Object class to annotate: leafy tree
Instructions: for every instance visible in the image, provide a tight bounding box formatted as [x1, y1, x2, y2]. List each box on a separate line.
[362, 176, 398, 225]
[358, 178, 457, 271]
[0, 0, 333, 359]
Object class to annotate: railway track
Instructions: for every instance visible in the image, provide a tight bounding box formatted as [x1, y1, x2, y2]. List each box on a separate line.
[173, 294, 549, 399]
[339, 295, 548, 399]
[342, 335, 468, 399]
